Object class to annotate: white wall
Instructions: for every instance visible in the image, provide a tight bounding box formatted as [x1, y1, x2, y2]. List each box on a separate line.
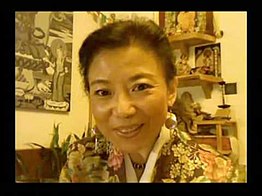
[16, 12, 247, 167]
[219, 12, 247, 165]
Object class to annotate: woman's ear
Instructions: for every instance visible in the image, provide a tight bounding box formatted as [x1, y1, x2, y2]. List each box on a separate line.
[167, 77, 178, 107]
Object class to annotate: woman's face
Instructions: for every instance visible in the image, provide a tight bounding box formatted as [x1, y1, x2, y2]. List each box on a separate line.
[88, 46, 176, 153]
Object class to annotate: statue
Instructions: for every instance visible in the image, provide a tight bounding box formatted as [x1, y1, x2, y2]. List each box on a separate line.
[175, 54, 191, 76]
[171, 91, 212, 134]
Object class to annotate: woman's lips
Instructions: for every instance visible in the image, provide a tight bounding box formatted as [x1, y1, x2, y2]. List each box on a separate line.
[114, 124, 143, 138]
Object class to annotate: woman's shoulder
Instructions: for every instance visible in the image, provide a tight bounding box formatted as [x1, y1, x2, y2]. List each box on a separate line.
[155, 129, 239, 183]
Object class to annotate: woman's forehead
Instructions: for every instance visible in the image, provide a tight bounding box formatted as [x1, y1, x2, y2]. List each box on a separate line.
[89, 46, 163, 73]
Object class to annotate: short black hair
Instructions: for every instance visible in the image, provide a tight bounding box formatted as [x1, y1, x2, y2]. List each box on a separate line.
[79, 19, 176, 92]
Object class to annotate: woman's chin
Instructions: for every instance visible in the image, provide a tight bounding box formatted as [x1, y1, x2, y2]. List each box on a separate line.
[115, 142, 144, 154]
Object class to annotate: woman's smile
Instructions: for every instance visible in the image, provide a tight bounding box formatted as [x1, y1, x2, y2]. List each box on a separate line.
[113, 124, 144, 138]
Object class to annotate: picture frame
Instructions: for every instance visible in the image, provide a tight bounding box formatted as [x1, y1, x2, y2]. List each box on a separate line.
[159, 11, 214, 36]
[15, 12, 73, 112]
[194, 43, 221, 77]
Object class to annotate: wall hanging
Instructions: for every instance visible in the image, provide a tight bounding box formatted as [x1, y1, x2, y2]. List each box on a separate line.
[15, 12, 73, 112]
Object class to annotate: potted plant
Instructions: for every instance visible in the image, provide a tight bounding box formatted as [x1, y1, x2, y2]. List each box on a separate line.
[16, 123, 86, 182]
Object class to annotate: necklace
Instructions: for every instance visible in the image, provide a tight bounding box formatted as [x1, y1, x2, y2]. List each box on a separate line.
[131, 161, 146, 170]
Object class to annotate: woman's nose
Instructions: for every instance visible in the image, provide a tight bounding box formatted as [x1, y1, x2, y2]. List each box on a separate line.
[112, 93, 136, 118]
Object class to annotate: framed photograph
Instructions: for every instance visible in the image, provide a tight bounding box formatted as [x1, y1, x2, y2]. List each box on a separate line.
[15, 12, 73, 112]
[194, 43, 221, 77]
[159, 11, 214, 36]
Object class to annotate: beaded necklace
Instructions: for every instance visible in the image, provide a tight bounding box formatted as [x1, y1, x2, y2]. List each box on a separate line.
[131, 161, 146, 170]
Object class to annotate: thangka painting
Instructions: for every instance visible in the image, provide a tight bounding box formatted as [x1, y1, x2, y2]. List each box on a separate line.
[15, 12, 73, 112]
[194, 43, 221, 77]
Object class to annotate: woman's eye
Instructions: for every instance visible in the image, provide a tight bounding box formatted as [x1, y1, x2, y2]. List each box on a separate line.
[133, 83, 152, 92]
[94, 89, 111, 96]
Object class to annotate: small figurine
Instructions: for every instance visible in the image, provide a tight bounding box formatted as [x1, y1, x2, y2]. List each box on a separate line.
[176, 11, 196, 33]
[171, 91, 211, 134]
[175, 54, 191, 75]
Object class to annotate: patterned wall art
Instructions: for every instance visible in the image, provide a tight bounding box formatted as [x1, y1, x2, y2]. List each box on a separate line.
[15, 12, 73, 112]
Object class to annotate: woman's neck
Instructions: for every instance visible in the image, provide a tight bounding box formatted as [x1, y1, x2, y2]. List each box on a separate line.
[129, 131, 161, 164]
[129, 150, 149, 165]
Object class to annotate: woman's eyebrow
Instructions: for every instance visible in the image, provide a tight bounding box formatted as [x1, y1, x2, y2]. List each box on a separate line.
[129, 73, 157, 82]
[90, 73, 158, 86]
[90, 79, 109, 86]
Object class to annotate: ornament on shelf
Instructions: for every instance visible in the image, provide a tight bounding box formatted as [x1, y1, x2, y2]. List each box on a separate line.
[218, 81, 230, 109]
[176, 11, 196, 34]
[175, 54, 191, 76]
[216, 81, 231, 120]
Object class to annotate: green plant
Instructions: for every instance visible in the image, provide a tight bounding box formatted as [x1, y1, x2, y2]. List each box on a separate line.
[16, 122, 88, 182]
[24, 123, 70, 180]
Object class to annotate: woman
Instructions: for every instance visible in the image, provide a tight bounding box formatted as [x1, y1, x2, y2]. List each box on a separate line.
[59, 19, 238, 183]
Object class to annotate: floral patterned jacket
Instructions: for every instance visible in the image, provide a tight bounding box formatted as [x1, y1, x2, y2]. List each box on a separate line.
[59, 127, 240, 183]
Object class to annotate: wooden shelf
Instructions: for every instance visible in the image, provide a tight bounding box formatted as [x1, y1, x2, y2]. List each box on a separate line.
[194, 120, 237, 126]
[176, 74, 223, 99]
[168, 33, 220, 99]
[192, 120, 237, 155]
[168, 32, 216, 49]
[193, 135, 217, 138]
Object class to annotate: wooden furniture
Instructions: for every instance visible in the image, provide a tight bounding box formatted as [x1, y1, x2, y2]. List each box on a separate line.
[164, 13, 238, 156]
[168, 32, 216, 56]
[176, 74, 223, 99]
[16, 148, 66, 182]
[192, 120, 238, 155]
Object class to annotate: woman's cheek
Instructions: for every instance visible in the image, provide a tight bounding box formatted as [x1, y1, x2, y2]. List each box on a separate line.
[139, 93, 168, 114]
[91, 101, 109, 121]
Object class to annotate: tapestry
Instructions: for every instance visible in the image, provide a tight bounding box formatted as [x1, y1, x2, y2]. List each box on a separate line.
[15, 12, 73, 112]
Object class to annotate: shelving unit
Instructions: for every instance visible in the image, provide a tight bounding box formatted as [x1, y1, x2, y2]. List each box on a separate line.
[164, 13, 237, 157]
[168, 32, 216, 48]
[168, 32, 222, 99]
[176, 74, 223, 99]
[168, 32, 216, 55]
[192, 120, 238, 155]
